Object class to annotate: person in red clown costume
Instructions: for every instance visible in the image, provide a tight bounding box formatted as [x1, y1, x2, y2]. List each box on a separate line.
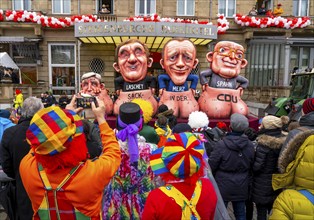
[158, 38, 199, 119]
[142, 132, 227, 220]
[19, 97, 121, 219]
[113, 39, 158, 115]
[198, 41, 249, 119]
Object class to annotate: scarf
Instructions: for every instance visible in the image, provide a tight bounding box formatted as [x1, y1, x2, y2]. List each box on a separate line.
[116, 116, 143, 163]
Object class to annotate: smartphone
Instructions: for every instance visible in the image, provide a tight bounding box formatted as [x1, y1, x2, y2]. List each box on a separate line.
[76, 96, 97, 109]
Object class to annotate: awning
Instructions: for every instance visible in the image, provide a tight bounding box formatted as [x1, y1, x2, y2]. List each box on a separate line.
[0, 36, 42, 43]
[0, 52, 19, 69]
[75, 21, 217, 51]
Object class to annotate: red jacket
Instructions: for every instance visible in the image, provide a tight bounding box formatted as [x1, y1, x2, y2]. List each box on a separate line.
[142, 178, 217, 220]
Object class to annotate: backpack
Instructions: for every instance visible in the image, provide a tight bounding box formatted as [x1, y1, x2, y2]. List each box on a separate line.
[202, 129, 219, 157]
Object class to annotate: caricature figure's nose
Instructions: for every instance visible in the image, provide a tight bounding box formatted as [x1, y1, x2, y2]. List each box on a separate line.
[176, 55, 185, 68]
[128, 52, 137, 62]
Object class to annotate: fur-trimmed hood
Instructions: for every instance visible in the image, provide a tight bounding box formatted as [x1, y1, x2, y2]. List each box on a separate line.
[257, 134, 286, 150]
[157, 109, 174, 117]
[278, 129, 314, 173]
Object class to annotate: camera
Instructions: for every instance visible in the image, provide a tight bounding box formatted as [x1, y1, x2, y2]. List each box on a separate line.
[76, 96, 97, 109]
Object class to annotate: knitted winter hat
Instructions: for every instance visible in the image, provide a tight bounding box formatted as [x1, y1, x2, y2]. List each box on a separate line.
[158, 104, 169, 114]
[216, 121, 228, 132]
[261, 115, 282, 129]
[302, 98, 314, 115]
[150, 132, 204, 179]
[15, 89, 22, 95]
[188, 111, 209, 129]
[230, 113, 249, 132]
[172, 123, 192, 134]
[26, 106, 84, 155]
[0, 109, 10, 119]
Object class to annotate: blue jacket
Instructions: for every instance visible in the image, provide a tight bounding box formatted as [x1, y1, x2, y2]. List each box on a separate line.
[0, 117, 15, 141]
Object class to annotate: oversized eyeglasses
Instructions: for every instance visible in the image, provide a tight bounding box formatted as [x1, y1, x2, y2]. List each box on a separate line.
[214, 47, 245, 60]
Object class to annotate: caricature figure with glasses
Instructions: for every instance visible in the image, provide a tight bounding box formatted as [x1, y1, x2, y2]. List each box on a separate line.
[198, 41, 249, 118]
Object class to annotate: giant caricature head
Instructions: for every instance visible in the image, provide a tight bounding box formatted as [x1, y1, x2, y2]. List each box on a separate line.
[80, 72, 105, 96]
[206, 41, 248, 79]
[113, 39, 153, 83]
[160, 38, 199, 85]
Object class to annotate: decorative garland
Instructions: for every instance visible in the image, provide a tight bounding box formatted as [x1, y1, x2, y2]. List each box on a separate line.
[124, 13, 230, 34]
[234, 14, 311, 29]
[0, 9, 310, 33]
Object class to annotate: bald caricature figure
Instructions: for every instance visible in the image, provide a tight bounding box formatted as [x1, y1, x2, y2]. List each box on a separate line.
[113, 39, 158, 115]
[158, 38, 199, 119]
[198, 41, 249, 119]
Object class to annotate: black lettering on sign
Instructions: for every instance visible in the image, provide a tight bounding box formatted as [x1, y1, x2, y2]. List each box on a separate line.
[127, 92, 144, 100]
[176, 96, 188, 101]
[217, 94, 238, 103]
[170, 96, 175, 101]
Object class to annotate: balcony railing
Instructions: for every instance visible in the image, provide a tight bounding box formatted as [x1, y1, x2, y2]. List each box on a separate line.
[95, 14, 117, 22]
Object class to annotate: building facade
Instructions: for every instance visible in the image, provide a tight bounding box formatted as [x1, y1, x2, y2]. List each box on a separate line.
[0, 0, 313, 113]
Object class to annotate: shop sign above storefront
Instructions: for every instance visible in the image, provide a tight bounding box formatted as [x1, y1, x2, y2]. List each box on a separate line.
[75, 21, 217, 51]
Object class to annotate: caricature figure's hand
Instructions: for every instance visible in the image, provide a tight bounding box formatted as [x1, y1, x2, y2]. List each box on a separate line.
[159, 88, 164, 96]
[237, 87, 244, 96]
[191, 88, 196, 96]
[151, 87, 156, 95]
[202, 84, 207, 92]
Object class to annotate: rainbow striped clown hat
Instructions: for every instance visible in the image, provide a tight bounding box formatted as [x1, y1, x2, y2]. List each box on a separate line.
[26, 106, 83, 155]
[150, 132, 204, 179]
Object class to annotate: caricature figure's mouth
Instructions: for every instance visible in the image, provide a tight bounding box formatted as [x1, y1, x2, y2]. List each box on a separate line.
[222, 58, 238, 68]
[128, 65, 138, 71]
[171, 68, 189, 75]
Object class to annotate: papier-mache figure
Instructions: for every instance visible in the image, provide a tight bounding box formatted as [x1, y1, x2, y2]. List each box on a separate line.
[158, 38, 199, 119]
[80, 72, 113, 115]
[198, 41, 249, 119]
[113, 39, 158, 115]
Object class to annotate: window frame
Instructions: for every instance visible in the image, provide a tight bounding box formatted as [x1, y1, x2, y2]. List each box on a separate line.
[176, 0, 195, 16]
[52, 0, 71, 14]
[135, 0, 156, 16]
[218, 0, 236, 18]
[246, 40, 285, 87]
[48, 43, 77, 95]
[293, 0, 309, 16]
[12, 0, 32, 11]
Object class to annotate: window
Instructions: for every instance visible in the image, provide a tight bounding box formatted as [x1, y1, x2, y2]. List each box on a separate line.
[98, 0, 113, 14]
[52, 0, 71, 14]
[13, 0, 32, 10]
[290, 46, 314, 72]
[247, 42, 285, 87]
[135, 0, 156, 16]
[13, 43, 39, 85]
[49, 44, 76, 95]
[293, 0, 309, 16]
[218, 0, 236, 18]
[177, 0, 194, 16]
